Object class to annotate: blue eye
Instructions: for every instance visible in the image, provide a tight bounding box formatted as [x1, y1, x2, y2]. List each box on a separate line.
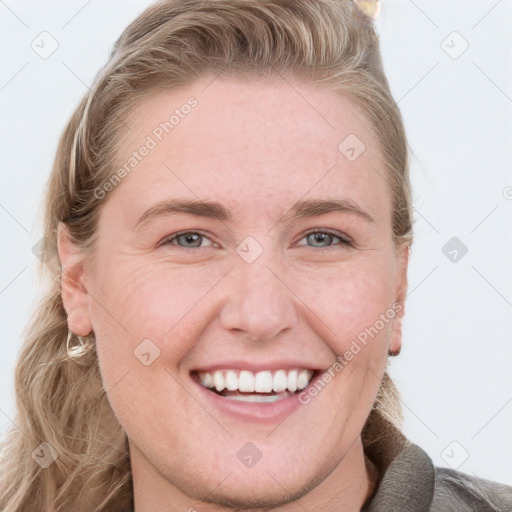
[161, 232, 216, 249]
[300, 230, 352, 248]
[160, 229, 352, 251]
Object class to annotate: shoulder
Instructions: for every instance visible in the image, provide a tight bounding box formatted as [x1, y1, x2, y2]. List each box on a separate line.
[363, 438, 512, 512]
[432, 466, 512, 512]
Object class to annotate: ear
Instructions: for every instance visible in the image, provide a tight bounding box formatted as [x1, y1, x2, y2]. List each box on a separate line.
[57, 222, 93, 337]
[388, 245, 410, 355]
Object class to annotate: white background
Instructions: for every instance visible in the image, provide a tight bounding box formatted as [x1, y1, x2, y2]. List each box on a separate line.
[1, 0, 511, 486]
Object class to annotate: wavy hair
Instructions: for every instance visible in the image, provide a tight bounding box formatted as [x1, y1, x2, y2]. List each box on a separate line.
[0, 1, 413, 510]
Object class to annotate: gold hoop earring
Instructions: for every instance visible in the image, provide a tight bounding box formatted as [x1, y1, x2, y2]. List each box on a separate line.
[66, 330, 94, 359]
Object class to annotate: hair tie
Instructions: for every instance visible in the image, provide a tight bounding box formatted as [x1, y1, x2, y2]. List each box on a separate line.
[352, 0, 381, 20]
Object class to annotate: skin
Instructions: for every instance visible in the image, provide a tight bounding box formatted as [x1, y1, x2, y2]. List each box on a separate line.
[58, 76, 409, 511]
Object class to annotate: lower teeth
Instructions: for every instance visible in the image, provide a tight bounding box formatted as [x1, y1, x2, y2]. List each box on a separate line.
[224, 393, 287, 403]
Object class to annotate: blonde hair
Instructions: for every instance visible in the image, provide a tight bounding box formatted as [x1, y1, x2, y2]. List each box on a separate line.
[0, 1, 413, 510]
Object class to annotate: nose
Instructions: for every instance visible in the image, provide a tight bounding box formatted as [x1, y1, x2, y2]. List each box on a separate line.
[219, 258, 298, 343]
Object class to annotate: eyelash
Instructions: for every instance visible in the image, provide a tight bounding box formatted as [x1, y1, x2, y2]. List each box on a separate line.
[159, 229, 353, 251]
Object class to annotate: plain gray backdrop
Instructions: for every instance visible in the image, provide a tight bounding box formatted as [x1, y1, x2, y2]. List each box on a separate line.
[1, 0, 511, 485]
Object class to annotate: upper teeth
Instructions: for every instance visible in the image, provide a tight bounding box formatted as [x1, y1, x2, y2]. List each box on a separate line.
[198, 369, 314, 393]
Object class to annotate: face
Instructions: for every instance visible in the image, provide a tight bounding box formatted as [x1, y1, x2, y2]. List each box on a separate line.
[59, 77, 408, 509]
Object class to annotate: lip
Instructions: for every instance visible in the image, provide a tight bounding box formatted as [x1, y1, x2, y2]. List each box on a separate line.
[191, 370, 322, 423]
[191, 360, 321, 373]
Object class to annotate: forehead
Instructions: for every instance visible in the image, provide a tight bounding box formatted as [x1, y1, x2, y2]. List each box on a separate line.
[108, 77, 390, 224]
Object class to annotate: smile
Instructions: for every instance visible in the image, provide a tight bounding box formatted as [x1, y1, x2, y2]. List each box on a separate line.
[196, 369, 314, 402]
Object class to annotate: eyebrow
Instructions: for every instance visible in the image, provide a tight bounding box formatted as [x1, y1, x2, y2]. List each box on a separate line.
[135, 197, 375, 228]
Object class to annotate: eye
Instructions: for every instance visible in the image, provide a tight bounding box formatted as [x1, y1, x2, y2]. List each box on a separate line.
[160, 231, 217, 250]
[298, 229, 353, 249]
[159, 229, 352, 251]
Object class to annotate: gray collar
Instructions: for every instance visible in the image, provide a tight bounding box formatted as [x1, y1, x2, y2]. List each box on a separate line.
[362, 442, 435, 511]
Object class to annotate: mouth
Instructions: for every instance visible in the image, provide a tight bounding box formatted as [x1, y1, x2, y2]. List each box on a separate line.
[192, 368, 317, 403]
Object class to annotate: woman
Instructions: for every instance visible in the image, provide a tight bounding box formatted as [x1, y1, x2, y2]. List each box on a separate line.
[0, 0, 510, 510]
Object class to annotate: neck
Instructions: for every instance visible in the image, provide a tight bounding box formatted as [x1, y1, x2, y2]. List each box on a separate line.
[132, 436, 378, 512]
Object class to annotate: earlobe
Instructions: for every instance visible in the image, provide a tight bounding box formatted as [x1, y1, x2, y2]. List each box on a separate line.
[388, 316, 403, 356]
[57, 222, 93, 337]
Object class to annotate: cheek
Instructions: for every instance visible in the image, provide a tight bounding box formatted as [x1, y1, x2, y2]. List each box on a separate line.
[88, 258, 226, 359]
[89, 246, 397, 371]
[291, 258, 396, 355]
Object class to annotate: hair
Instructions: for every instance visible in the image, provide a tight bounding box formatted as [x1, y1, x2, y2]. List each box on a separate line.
[0, 1, 414, 510]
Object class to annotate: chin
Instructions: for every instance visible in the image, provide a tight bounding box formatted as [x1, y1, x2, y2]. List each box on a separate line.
[197, 475, 318, 510]
[173, 450, 333, 511]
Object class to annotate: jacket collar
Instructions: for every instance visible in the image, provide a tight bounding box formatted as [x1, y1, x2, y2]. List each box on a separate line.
[362, 441, 436, 511]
